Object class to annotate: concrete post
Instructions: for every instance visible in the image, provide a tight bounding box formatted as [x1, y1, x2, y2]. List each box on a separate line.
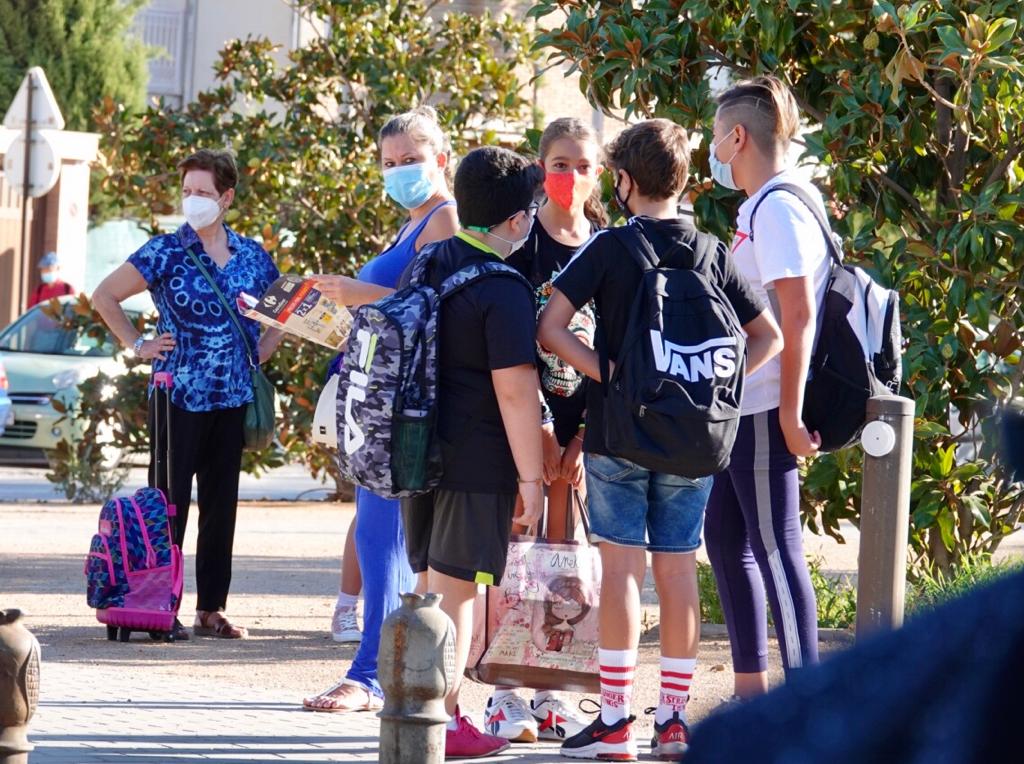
[377, 593, 456, 764]
[0, 610, 40, 764]
[856, 395, 915, 639]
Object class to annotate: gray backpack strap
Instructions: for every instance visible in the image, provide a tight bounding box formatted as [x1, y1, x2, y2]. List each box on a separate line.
[439, 261, 532, 300]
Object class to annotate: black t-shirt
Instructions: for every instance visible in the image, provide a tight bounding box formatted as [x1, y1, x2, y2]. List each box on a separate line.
[553, 216, 766, 457]
[400, 233, 537, 494]
[506, 220, 595, 446]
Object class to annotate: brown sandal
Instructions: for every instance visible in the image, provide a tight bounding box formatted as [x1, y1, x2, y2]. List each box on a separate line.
[302, 679, 383, 713]
[193, 611, 248, 639]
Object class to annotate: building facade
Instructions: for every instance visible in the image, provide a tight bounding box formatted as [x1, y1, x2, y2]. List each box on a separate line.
[134, 0, 622, 141]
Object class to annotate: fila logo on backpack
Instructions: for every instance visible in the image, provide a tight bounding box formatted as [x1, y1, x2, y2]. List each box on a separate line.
[749, 183, 903, 452]
[342, 329, 372, 454]
[601, 225, 746, 478]
[336, 245, 531, 498]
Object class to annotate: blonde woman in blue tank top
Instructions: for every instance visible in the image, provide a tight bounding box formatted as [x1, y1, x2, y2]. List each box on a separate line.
[303, 106, 458, 712]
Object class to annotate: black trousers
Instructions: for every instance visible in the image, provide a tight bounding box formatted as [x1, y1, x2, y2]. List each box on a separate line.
[149, 397, 245, 613]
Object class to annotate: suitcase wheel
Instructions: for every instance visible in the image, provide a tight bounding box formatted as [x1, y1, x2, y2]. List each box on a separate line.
[118, 627, 131, 643]
[106, 625, 118, 641]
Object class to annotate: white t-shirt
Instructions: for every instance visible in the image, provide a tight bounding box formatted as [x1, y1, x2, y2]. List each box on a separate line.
[730, 169, 832, 415]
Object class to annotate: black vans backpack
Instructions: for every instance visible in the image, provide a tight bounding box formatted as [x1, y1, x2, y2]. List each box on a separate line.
[600, 225, 746, 478]
[749, 183, 903, 452]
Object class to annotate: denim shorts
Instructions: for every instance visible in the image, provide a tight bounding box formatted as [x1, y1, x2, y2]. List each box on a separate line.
[585, 453, 712, 553]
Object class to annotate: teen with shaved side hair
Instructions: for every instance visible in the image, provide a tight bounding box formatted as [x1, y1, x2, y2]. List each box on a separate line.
[704, 75, 830, 703]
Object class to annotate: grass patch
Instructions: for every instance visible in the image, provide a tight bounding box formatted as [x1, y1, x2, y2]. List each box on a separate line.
[697, 557, 857, 629]
[907, 553, 1023, 616]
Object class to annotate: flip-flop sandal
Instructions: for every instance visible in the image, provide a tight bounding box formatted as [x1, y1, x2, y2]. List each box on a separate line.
[193, 613, 248, 639]
[302, 680, 384, 713]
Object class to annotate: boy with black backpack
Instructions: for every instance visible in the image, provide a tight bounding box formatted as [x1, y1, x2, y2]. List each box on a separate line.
[538, 119, 782, 761]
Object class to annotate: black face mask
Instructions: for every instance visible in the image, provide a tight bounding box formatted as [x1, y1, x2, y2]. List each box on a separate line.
[614, 173, 633, 217]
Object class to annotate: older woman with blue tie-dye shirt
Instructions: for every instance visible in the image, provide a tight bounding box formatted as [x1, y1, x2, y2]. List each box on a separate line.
[93, 149, 283, 642]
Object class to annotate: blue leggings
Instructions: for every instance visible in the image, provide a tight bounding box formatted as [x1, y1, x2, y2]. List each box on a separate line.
[704, 408, 819, 674]
[345, 487, 415, 694]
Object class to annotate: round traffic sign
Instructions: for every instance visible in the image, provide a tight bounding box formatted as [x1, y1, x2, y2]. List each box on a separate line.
[3, 129, 60, 198]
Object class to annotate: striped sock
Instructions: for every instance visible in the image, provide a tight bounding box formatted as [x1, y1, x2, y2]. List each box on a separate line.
[656, 656, 695, 725]
[599, 648, 637, 725]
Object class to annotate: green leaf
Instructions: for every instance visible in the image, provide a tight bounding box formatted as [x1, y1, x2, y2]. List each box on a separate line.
[939, 445, 955, 477]
[936, 25, 968, 56]
[984, 18, 1017, 53]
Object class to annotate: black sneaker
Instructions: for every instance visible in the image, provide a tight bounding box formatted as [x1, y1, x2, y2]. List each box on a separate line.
[560, 714, 637, 760]
[648, 709, 690, 761]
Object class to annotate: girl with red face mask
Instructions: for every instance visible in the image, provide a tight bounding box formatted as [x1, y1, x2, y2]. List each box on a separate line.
[484, 117, 607, 746]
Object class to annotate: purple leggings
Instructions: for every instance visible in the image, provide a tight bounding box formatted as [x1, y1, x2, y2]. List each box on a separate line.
[705, 408, 819, 674]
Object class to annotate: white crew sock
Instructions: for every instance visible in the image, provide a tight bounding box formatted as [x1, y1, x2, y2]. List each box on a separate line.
[656, 656, 696, 725]
[533, 689, 556, 705]
[335, 591, 358, 610]
[599, 647, 637, 725]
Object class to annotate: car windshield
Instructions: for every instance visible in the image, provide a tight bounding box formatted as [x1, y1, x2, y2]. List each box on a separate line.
[0, 305, 118, 357]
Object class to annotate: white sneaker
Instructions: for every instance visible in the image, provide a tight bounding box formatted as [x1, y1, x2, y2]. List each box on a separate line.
[530, 693, 588, 741]
[331, 604, 361, 643]
[484, 693, 538, 743]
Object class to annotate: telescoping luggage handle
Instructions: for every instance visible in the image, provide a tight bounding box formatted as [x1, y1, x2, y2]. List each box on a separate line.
[151, 372, 177, 525]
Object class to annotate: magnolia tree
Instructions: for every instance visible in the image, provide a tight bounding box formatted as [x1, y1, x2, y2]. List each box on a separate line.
[59, 0, 535, 498]
[530, 0, 1024, 572]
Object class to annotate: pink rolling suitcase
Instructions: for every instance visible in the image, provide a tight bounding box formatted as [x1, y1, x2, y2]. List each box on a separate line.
[84, 372, 184, 642]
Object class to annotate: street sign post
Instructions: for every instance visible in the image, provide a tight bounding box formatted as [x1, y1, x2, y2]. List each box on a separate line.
[2, 68, 65, 315]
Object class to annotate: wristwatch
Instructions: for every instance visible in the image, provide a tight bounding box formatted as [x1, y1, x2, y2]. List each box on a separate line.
[132, 336, 146, 356]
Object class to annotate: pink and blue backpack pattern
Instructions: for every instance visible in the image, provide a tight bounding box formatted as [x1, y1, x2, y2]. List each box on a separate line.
[85, 487, 183, 633]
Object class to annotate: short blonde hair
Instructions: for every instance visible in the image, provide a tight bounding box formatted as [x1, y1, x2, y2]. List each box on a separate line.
[716, 75, 800, 157]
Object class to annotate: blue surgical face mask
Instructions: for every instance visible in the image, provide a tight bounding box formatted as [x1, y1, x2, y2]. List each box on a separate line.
[383, 163, 435, 210]
[40, 271, 57, 284]
[709, 131, 741, 191]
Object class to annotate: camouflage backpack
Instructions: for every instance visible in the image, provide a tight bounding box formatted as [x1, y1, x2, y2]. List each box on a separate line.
[336, 244, 531, 498]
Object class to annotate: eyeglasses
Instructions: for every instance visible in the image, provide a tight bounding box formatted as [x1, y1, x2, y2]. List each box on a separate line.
[519, 201, 540, 222]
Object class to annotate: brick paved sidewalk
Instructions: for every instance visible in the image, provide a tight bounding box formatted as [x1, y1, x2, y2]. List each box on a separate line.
[1, 500, 875, 763]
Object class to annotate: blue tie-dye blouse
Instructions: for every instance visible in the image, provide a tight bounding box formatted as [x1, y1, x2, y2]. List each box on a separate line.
[128, 224, 280, 412]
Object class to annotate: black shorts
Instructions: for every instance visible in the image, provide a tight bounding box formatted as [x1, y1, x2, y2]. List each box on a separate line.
[401, 489, 516, 585]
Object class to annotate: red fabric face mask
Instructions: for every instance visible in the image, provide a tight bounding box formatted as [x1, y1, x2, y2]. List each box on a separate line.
[543, 171, 579, 210]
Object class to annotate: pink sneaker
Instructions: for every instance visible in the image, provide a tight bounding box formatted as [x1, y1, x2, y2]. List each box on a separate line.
[446, 709, 510, 760]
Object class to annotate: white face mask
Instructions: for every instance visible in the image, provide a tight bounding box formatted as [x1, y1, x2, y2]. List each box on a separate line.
[489, 218, 534, 258]
[182, 194, 223, 230]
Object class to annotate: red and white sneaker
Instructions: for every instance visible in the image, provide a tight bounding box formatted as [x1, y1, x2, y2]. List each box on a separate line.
[530, 694, 588, 741]
[485, 693, 538, 742]
[650, 710, 690, 761]
[560, 714, 637, 761]
[446, 710, 510, 760]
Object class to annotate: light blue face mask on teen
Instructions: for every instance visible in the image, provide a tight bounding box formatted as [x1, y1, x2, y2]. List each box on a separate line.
[383, 163, 435, 210]
[709, 131, 741, 191]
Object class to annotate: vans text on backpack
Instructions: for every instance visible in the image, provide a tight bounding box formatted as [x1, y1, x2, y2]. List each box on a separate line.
[85, 372, 184, 642]
[599, 226, 746, 478]
[749, 182, 902, 452]
[336, 244, 532, 498]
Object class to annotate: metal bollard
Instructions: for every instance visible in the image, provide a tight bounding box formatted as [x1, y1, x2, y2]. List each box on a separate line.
[377, 593, 456, 764]
[0, 610, 40, 764]
[856, 395, 915, 639]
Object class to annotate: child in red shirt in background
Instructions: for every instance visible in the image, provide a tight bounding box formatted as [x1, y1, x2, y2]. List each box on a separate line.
[28, 252, 75, 307]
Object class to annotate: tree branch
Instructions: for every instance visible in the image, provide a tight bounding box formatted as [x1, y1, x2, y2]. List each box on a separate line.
[983, 138, 1023, 191]
[872, 171, 934, 236]
[700, 45, 826, 124]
